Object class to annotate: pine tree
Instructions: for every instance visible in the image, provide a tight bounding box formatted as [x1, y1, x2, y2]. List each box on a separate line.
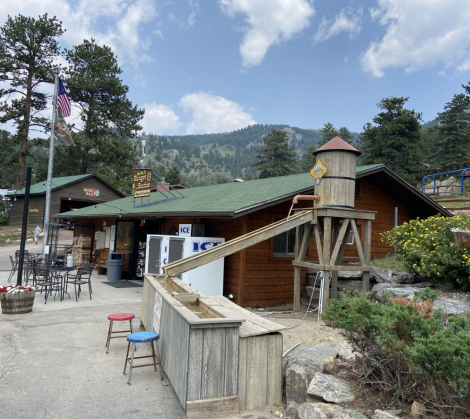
[252, 129, 298, 178]
[299, 145, 317, 173]
[59, 39, 144, 192]
[360, 97, 423, 180]
[319, 122, 353, 146]
[0, 14, 64, 188]
[165, 165, 181, 185]
[431, 93, 470, 170]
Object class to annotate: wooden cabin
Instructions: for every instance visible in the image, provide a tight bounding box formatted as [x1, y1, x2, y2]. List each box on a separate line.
[61, 164, 450, 307]
[7, 174, 125, 227]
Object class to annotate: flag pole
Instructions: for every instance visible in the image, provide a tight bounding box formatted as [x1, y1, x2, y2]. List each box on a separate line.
[42, 72, 59, 260]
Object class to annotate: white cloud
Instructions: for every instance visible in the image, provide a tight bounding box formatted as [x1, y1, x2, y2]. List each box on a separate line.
[312, 7, 363, 44]
[179, 92, 257, 134]
[219, 0, 314, 67]
[141, 102, 181, 134]
[361, 0, 470, 78]
[0, 0, 158, 65]
[168, 0, 200, 30]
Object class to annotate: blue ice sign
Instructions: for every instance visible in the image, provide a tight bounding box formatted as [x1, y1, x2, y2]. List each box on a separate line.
[192, 241, 223, 252]
[179, 224, 192, 237]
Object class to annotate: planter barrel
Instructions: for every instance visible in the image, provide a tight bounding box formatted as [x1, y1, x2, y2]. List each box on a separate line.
[0, 291, 36, 314]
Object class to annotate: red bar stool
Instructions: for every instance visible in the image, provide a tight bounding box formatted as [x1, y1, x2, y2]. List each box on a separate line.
[106, 313, 135, 354]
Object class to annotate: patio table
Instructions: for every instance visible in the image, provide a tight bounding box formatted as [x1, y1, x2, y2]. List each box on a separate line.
[47, 267, 74, 301]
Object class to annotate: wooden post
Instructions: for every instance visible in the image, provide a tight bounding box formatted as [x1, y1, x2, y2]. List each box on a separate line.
[330, 219, 340, 300]
[237, 216, 247, 306]
[322, 217, 332, 309]
[293, 226, 301, 312]
[362, 220, 372, 292]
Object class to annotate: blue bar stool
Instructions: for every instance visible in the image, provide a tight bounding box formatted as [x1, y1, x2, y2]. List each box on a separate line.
[123, 331, 163, 385]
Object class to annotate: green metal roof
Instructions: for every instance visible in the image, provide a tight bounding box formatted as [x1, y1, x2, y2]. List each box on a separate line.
[9, 174, 91, 196]
[59, 165, 383, 219]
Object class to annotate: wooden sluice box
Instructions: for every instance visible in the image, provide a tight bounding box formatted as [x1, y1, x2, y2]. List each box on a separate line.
[140, 273, 285, 418]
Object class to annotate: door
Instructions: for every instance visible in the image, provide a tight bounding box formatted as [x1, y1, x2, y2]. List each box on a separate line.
[147, 237, 162, 274]
[115, 221, 136, 279]
[168, 238, 184, 263]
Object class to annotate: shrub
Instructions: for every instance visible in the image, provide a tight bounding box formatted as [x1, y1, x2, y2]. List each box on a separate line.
[382, 215, 470, 289]
[323, 291, 470, 417]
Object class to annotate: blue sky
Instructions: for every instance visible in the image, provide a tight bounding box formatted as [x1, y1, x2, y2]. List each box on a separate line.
[3, 0, 470, 136]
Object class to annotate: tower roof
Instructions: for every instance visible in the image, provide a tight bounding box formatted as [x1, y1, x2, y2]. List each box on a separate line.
[313, 136, 361, 156]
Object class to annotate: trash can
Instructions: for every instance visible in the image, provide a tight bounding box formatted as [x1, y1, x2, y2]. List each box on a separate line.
[107, 251, 123, 281]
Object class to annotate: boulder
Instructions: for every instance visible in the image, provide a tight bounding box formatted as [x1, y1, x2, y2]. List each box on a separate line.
[433, 298, 470, 316]
[5, 239, 10, 244]
[285, 343, 338, 406]
[298, 402, 368, 419]
[372, 267, 392, 283]
[304, 285, 321, 301]
[411, 401, 427, 417]
[337, 280, 363, 292]
[39, 232, 44, 237]
[26, 238, 34, 243]
[372, 411, 401, 419]
[391, 272, 420, 284]
[307, 372, 355, 404]
[338, 341, 357, 362]
[371, 282, 435, 300]
[338, 270, 362, 279]
[286, 400, 299, 417]
[323, 356, 338, 374]
[14, 239, 20, 243]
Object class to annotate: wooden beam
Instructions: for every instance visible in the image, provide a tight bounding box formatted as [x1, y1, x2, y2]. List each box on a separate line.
[315, 207, 376, 220]
[292, 261, 372, 271]
[293, 223, 313, 312]
[330, 220, 340, 300]
[329, 219, 349, 266]
[163, 210, 314, 277]
[350, 219, 366, 266]
[362, 220, 372, 293]
[186, 396, 239, 419]
[237, 216, 247, 306]
[313, 224, 323, 264]
[322, 217, 332, 309]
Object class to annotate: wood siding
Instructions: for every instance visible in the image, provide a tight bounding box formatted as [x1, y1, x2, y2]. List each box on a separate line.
[8, 177, 123, 227]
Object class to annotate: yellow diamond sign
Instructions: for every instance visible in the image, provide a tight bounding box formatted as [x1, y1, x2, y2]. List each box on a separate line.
[310, 158, 327, 184]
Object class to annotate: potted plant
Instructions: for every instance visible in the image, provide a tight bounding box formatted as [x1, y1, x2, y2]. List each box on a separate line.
[0, 284, 38, 314]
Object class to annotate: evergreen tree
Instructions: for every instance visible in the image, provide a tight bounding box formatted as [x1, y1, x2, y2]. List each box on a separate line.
[299, 145, 317, 173]
[60, 39, 144, 192]
[252, 129, 298, 178]
[0, 14, 64, 188]
[432, 93, 470, 170]
[319, 122, 353, 146]
[360, 97, 423, 180]
[0, 130, 19, 188]
[166, 165, 181, 185]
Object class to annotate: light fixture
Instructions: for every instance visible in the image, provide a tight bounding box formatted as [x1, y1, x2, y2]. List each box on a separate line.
[68, 197, 71, 201]
[119, 210, 122, 218]
[94, 205, 97, 209]
[14, 196, 16, 201]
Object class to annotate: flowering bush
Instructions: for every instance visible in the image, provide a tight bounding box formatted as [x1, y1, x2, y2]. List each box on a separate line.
[0, 284, 38, 294]
[382, 215, 470, 289]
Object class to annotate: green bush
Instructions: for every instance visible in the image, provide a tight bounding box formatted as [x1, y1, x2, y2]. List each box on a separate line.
[382, 215, 470, 289]
[323, 291, 470, 416]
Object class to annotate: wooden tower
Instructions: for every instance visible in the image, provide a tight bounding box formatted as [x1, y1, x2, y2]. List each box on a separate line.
[292, 137, 375, 311]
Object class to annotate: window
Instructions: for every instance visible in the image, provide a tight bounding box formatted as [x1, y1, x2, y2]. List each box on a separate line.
[355, 179, 361, 198]
[346, 230, 354, 245]
[273, 218, 302, 257]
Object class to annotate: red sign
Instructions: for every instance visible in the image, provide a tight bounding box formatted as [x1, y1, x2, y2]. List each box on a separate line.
[84, 188, 100, 197]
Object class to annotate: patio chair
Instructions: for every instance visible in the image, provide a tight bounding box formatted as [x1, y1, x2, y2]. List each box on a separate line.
[64, 267, 93, 302]
[32, 267, 56, 304]
[7, 255, 18, 283]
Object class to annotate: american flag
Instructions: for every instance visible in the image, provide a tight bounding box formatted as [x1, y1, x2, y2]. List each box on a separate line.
[56, 77, 71, 117]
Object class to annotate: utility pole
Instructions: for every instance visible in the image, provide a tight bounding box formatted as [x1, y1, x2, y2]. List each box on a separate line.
[42, 73, 59, 258]
[17, 167, 32, 286]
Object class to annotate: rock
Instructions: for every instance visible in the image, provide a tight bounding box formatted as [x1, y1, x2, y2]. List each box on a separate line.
[285, 343, 338, 406]
[433, 298, 470, 316]
[411, 401, 426, 417]
[372, 411, 401, 419]
[338, 341, 357, 362]
[371, 282, 435, 300]
[307, 372, 355, 404]
[372, 267, 392, 283]
[5, 239, 10, 244]
[286, 400, 299, 417]
[298, 402, 368, 419]
[26, 238, 34, 243]
[39, 232, 44, 237]
[392, 272, 420, 284]
[337, 280, 363, 292]
[304, 285, 321, 301]
[323, 356, 338, 374]
[14, 239, 20, 243]
[384, 410, 402, 416]
[338, 271, 362, 279]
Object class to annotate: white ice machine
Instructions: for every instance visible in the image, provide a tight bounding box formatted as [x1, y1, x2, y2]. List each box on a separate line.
[145, 234, 225, 296]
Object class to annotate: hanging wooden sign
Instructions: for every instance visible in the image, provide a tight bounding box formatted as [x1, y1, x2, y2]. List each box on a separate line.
[84, 188, 100, 197]
[132, 168, 153, 198]
[310, 158, 327, 184]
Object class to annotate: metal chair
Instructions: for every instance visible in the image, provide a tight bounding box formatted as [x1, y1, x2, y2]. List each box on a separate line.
[7, 256, 18, 283]
[32, 267, 56, 304]
[64, 267, 93, 302]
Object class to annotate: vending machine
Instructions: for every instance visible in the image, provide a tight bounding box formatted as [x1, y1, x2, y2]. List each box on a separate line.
[145, 234, 225, 296]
